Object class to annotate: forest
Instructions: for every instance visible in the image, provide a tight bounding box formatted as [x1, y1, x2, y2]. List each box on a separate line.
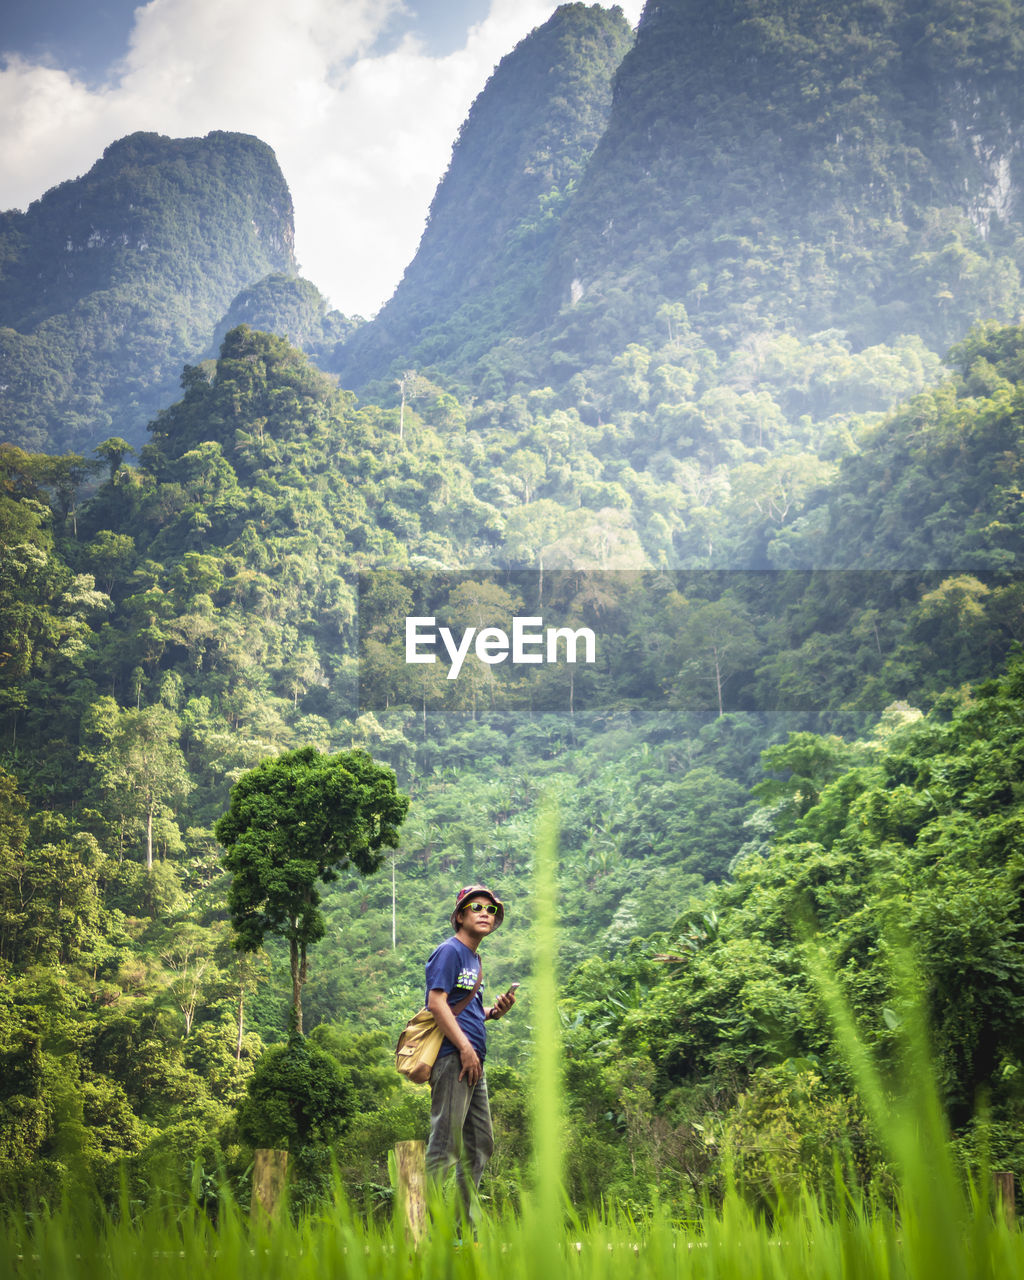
[2, 319, 1024, 1222]
[2, 0, 1024, 1270]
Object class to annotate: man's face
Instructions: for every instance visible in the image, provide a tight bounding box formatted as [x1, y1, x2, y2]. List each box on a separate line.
[458, 897, 499, 936]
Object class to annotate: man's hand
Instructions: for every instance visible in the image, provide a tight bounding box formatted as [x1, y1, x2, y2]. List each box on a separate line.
[459, 1042, 483, 1085]
[487, 988, 517, 1021]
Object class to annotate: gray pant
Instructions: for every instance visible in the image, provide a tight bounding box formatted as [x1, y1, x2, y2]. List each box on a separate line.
[425, 1051, 494, 1221]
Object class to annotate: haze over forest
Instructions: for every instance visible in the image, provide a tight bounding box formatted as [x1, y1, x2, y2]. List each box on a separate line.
[1, 0, 1024, 1219]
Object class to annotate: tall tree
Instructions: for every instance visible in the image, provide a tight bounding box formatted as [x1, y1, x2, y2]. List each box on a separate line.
[215, 747, 409, 1034]
[85, 701, 192, 870]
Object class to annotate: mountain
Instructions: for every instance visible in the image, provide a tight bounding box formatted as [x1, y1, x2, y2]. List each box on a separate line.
[333, 2, 634, 388]
[210, 274, 359, 367]
[0, 131, 297, 455]
[548, 0, 1024, 355]
[340, 0, 1024, 390]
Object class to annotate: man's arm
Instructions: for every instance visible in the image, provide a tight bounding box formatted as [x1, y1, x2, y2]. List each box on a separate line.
[427, 988, 482, 1085]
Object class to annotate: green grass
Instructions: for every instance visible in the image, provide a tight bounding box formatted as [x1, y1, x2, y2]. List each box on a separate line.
[4, 1176, 1021, 1280]
[2, 818, 1021, 1277]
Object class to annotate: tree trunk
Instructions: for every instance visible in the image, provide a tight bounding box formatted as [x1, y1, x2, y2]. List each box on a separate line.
[993, 1171, 1016, 1227]
[252, 1149, 288, 1220]
[289, 934, 306, 1035]
[394, 1140, 426, 1244]
[146, 800, 154, 871]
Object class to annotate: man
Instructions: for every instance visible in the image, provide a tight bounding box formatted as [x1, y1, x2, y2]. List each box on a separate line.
[424, 883, 516, 1222]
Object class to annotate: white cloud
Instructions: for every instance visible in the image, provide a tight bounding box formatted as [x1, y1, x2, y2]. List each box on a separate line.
[0, 0, 642, 316]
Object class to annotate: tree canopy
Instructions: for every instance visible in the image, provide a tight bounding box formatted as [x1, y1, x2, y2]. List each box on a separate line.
[216, 747, 409, 1034]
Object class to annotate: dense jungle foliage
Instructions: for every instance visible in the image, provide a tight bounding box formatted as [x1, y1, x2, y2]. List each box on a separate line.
[1, 0, 1024, 1230]
[2, 317, 1024, 1216]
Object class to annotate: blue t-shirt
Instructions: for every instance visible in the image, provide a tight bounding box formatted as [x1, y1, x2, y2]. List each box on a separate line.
[425, 936, 486, 1061]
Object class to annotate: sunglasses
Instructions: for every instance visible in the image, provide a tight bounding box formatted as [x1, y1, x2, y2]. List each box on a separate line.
[463, 901, 499, 915]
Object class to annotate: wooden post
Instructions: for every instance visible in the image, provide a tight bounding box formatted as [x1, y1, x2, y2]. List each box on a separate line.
[251, 1148, 288, 1220]
[993, 1171, 1016, 1228]
[395, 1139, 427, 1244]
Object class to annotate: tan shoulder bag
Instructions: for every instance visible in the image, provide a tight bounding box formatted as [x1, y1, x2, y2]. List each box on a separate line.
[395, 962, 482, 1084]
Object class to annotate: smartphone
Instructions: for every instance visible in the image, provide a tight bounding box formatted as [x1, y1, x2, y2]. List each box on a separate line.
[506, 982, 520, 995]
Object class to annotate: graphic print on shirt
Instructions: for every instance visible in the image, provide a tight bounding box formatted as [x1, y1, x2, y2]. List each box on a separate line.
[455, 965, 481, 992]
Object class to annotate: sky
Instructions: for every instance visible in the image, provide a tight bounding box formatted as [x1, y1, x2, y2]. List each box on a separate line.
[0, 0, 643, 317]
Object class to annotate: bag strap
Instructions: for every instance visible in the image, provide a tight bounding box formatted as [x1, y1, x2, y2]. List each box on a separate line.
[449, 958, 483, 1017]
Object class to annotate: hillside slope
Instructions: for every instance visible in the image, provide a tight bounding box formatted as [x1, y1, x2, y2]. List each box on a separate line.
[340, 0, 1024, 391]
[333, 2, 633, 387]
[549, 0, 1024, 355]
[0, 131, 297, 454]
